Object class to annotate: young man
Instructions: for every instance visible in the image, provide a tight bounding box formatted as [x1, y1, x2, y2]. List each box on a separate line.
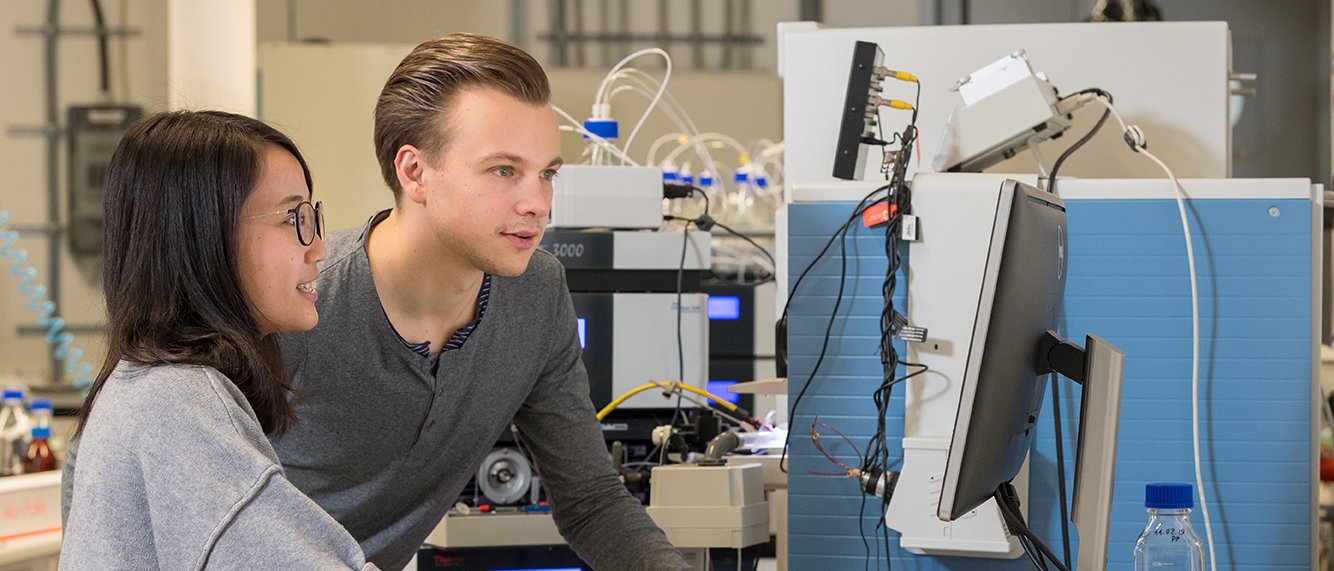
[271, 34, 690, 570]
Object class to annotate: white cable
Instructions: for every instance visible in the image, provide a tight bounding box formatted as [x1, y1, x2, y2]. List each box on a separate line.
[695, 132, 752, 158]
[593, 48, 668, 113]
[646, 132, 687, 166]
[1091, 95, 1217, 571]
[589, 49, 671, 165]
[620, 61, 671, 164]
[559, 125, 638, 166]
[552, 104, 640, 166]
[617, 68, 721, 178]
[609, 69, 721, 175]
[664, 138, 741, 168]
[605, 75, 701, 166]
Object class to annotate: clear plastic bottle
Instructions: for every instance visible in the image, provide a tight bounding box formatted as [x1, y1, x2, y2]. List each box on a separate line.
[0, 389, 29, 477]
[1134, 482, 1204, 570]
[23, 426, 55, 473]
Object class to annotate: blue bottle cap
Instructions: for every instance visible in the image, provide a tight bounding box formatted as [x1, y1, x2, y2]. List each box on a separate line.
[28, 399, 52, 411]
[2, 388, 23, 401]
[31, 426, 50, 439]
[582, 119, 619, 140]
[1145, 483, 1193, 509]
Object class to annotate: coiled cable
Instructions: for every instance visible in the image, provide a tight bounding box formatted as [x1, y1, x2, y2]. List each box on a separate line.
[0, 211, 95, 388]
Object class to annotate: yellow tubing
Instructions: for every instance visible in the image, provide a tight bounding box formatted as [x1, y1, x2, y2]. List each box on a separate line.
[596, 381, 740, 421]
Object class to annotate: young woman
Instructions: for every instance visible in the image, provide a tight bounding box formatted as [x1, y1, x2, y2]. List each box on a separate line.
[59, 111, 377, 570]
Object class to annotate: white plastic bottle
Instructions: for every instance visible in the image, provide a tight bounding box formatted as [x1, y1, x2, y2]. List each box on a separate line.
[697, 170, 722, 220]
[1133, 482, 1204, 570]
[752, 173, 775, 228]
[728, 166, 752, 226]
[0, 389, 30, 476]
[28, 398, 52, 431]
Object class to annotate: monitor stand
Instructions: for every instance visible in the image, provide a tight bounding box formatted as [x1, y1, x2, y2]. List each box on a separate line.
[1041, 332, 1126, 571]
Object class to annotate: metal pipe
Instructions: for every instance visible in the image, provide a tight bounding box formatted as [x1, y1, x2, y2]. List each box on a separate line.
[739, 0, 752, 69]
[572, 0, 585, 67]
[689, 0, 702, 70]
[799, 0, 821, 22]
[598, 0, 610, 66]
[618, 0, 629, 60]
[722, 0, 735, 70]
[657, 0, 669, 59]
[536, 31, 762, 45]
[286, 0, 296, 41]
[44, 0, 63, 385]
[550, 0, 568, 67]
[509, 0, 526, 49]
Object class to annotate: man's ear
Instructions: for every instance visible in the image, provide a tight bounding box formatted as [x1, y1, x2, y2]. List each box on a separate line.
[395, 145, 429, 205]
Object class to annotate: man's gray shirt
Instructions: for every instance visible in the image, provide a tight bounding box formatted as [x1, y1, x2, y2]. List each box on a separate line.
[272, 215, 688, 570]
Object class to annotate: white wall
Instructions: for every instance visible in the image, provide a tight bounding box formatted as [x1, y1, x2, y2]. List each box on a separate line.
[0, 0, 919, 386]
[258, 43, 785, 232]
[0, 0, 170, 388]
[255, 0, 919, 72]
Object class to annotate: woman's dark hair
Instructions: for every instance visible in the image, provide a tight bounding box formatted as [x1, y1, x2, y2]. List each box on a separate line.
[75, 110, 314, 437]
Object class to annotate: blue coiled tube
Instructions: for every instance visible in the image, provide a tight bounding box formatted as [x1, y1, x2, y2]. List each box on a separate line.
[0, 211, 94, 388]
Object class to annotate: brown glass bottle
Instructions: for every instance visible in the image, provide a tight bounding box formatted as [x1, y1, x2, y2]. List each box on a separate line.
[23, 427, 55, 473]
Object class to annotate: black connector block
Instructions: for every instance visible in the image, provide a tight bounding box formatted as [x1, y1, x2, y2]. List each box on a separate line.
[832, 41, 885, 181]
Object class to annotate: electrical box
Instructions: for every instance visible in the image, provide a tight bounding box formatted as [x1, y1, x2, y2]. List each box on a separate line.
[67, 104, 142, 257]
[549, 165, 663, 229]
[647, 463, 769, 549]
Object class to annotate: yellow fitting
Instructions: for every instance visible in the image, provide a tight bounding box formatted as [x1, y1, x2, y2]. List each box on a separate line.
[886, 99, 914, 111]
[893, 71, 919, 83]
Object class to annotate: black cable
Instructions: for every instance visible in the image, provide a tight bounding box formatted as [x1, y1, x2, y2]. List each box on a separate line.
[857, 476, 872, 570]
[661, 217, 775, 285]
[777, 186, 890, 474]
[704, 269, 774, 287]
[668, 219, 692, 433]
[712, 220, 776, 269]
[89, 0, 111, 95]
[1050, 372, 1073, 569]
[665, 184, 713, 438]
[860, 122, 917, 571]
[994, 485, 1071, 571]
[1047, 88, 1114, 194]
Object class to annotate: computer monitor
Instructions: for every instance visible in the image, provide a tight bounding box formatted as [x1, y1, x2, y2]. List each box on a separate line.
[937, 179, 1069, 522]
[935, 179, 1125, 570]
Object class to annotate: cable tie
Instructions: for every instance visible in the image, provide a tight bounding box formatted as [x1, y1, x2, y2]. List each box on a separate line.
[890, 310, 928, 343]
[1123, 125, 1147, 151]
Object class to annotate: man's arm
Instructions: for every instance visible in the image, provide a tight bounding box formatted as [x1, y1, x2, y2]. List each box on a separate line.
[511, 265, 690, 571]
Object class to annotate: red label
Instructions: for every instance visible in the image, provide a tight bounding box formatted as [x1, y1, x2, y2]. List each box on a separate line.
[862, 202, 897, 228]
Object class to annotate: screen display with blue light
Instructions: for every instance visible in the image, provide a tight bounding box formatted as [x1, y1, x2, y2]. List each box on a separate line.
[576, 318, 586, 349]
[707, 296, 742, 320]
[491, 568, 582, 571]
[706, 380, 741, 404]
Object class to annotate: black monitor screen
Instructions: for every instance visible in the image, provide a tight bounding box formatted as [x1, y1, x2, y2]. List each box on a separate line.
[938, 179, 1068, 521]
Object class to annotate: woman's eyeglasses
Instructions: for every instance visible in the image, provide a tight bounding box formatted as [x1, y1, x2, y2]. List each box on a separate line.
[243, 201, 324, 246]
